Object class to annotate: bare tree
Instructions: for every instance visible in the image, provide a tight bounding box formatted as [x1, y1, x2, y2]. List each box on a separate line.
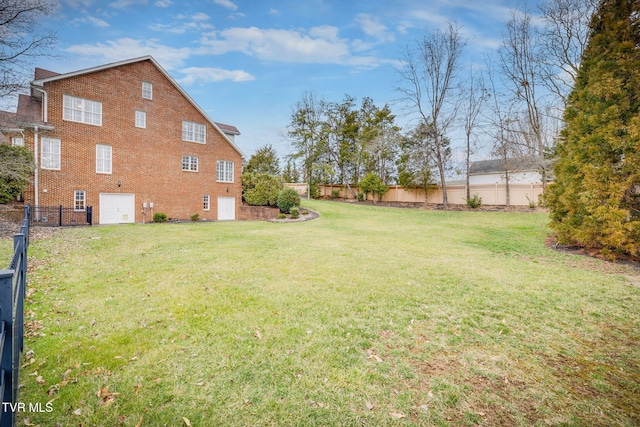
[498, 9, 552, 189]
[484, 64, 521, 206]
[538, 0, 599, 104]
[0, 0, 57, 98]
[397, 22, 466, 207]
[461, 67, 487, 201]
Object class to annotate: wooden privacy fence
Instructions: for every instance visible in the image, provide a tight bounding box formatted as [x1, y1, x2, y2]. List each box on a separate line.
[0, 205, 30, 427]
[287, 183, 544, 207]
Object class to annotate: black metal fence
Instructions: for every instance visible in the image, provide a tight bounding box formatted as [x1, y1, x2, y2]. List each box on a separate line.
[30, 205, 92, 227]
[0, 205, 30, 427]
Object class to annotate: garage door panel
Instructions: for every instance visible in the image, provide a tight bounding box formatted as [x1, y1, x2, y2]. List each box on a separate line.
[217, 196, 235, 220]
[100, 193, 135, 224]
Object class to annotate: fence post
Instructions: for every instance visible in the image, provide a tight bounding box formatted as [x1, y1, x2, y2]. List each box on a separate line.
[87, 206, 93, 226]
[0, 269, 14, 427]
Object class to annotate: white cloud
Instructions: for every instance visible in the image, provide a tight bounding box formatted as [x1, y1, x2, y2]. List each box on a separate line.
[354, 13, 395, 43]
[61, 0, 94, 7]
[268, 8, 280, 16]
[87, 16, 110, 28]
[148, 13, 213, 34]
[65, 38, 191, 70]
[178, 67, 255, 84]
[109, 0, 148, 8]
[71, 15, 110, 28]
[192, 12, 210, 21]
[154, 0, 172, 7]
[213, 0, 238, 11]
[199, 26, 350, 63]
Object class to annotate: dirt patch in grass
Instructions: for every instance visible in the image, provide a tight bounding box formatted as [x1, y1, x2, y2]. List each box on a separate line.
[544, 236, 640, 288]
[0, 219, 60, 241]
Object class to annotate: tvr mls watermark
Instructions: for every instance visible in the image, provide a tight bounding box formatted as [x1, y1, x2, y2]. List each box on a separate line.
[2, 402, 54, 413]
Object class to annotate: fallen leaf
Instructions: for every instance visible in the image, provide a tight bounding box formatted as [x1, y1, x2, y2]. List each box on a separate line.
[182, 417, 192, 426]
[135, 417, 143, 427]
[134, 383, 142, 394]
[390, 411, 406, 419]
[22, 419, 39, 426]
[254, 330, 262, 340]
[73, 408, 82, 416]
[365, 402, 374, 410]
[35, 375, 45, 385]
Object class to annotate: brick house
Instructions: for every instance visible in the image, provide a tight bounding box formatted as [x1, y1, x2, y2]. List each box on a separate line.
[0, 56, 245, 224]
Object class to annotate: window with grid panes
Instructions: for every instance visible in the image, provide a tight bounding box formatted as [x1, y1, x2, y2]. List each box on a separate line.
[182, 155, 198, 172]
[41, 137, 61, 170]
[74, 190, 86, 211]
[96, 144, 112, 174]
[135, 110, 146, 128]
[182, 121, 206, 143]
[216, 160, 234, 182]
[63, 95, 102, 125]
[142, 82, 153, 100]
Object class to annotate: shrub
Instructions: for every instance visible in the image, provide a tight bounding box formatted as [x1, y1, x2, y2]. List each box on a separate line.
[0, 145, 34, 204]
[277, 213, 286, 219]
[153, 212, 167, 223]
[331, 189, 340, 199]
[301, 209, 309, 215]
[359, 172, 388, 203]
[290, 207, 300, 219]
[242, 172, 283, 206]
[466, 194, 482, 209]
[357, 192, 365, 202]
[190, 213, 200, 222]
[309, 182, 321, 199]
[277, 187, 301, 214]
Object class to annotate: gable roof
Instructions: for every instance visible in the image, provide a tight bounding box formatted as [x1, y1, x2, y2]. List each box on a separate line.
[469, 157, 540, 175]
[31, 55, 245, 159]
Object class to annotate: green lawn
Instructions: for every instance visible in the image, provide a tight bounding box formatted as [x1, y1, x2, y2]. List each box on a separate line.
[6, 200, 640, 426]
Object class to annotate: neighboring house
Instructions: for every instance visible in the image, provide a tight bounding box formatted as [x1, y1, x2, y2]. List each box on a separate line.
[0, 56, 245, 224]
[468, 157, 544, 185]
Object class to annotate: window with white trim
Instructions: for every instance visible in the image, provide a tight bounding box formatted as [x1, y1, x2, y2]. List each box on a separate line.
[182, 121, 206, 143]
[11, 137, 24, 147]
[41, 137, 61, 170]
[96, 144, 112, 174]
[203, 194, 210, 211]
[63, 95, 102, 126]
[142, 82, 153, 100]
[74, 190, 86, 211]
[182, 155, 198, 172]
[135, 110, 146, 128]
[216, 160, 234, 182]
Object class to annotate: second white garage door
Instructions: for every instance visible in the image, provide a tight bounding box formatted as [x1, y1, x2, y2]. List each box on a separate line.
[100, 193, 135, 224]
[217, 196, 235, 220]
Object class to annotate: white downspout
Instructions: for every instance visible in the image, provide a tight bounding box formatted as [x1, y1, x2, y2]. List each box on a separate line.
[34, 126, 39, 218]
[31, 86, 48, 219]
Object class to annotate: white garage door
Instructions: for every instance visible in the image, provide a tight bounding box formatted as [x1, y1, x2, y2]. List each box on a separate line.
[217, 196, 235, 220]
[100, 193, 135, 224]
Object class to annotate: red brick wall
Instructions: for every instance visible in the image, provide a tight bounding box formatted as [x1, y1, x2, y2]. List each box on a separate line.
[238, 205, 280, 221]
[22, 59, 243, 223]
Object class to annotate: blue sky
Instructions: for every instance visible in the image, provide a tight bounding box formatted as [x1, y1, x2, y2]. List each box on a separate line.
[32, 0, 540, 161]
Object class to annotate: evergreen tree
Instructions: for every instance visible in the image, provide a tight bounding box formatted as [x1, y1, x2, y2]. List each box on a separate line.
[546, 0, 640, 258]
[0, 145, 35, 204]
[244, 144, 280, 175]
